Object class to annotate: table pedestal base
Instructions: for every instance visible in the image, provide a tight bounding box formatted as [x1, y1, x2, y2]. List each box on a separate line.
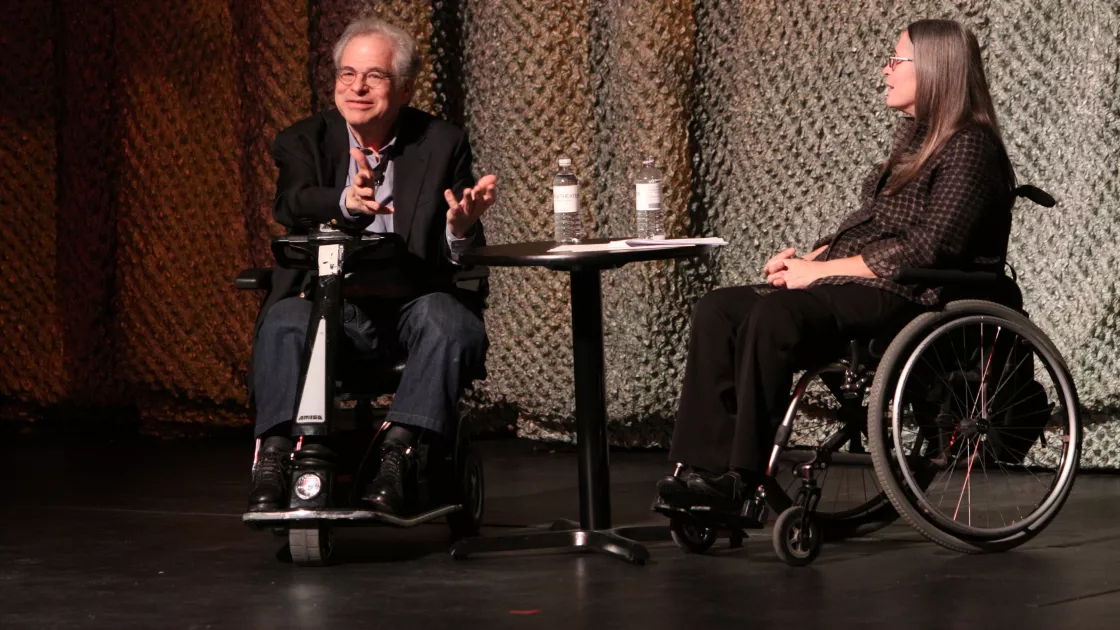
[449, 520, 670, 565]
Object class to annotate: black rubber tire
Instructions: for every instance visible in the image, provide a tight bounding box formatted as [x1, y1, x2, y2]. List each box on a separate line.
[447, 447, 484, 540]
[772, 506, 822, 566]
[289, 526, 333, 567]
[868, 300, 1081, 554]
[669, 518, 718, 553]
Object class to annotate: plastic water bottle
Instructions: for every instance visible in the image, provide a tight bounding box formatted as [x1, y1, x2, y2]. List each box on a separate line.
[553, 157, 582, 243]
[635, 156, 664, 239]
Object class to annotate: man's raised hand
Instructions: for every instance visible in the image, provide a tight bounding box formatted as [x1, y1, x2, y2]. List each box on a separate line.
[345, 147, 392, 216]
[446, 174, 498, 238]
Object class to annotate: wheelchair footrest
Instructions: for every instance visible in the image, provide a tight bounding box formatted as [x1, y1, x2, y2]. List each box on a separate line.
[243, 504, 463, 529]
[651, 499, 765, 530]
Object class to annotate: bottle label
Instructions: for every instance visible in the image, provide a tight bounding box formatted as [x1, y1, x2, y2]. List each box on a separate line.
[636, 182, 661, 212]
[554, 186, 579, 214]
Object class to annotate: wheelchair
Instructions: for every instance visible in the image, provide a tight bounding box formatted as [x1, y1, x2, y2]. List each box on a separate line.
[235, 226, 488, 567]
[654, 185, 1082, 566]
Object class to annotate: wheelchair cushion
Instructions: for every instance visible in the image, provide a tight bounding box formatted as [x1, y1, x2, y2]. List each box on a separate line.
[938, 274, 1023, 311]
[853, 273, 1026, 363]
[335, 354, 408, 400]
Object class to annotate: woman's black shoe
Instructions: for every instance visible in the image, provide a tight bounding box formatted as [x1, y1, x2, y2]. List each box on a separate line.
[655, 474, 690, 506]
[681, 470, 747, 512]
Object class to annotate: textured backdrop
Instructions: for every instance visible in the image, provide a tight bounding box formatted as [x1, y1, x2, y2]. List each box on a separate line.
[2, 1, 1118, 466]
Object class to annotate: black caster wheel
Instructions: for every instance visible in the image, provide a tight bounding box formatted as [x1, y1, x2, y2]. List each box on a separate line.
[773, 506, 821, 567]
[670, 518, 717, 553]
[447, 447, 484, 540]
[289, 526, 333, 567]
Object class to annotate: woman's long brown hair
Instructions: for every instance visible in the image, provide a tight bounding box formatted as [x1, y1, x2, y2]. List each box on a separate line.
[884, 19, 1015, 195]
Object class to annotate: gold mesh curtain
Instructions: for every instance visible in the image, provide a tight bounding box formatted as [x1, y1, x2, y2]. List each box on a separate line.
[2, 1, 64, 409]
[4, 1, 1120, 466]
[1, 0, 309, 430]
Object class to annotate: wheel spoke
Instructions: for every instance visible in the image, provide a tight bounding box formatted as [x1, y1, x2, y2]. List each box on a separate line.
[920, 352, 970, 415]
[945, 330, 976, 415]
[984, 353, 1036, 414]
[952, 437, 981, 523]
[977, 441, 1000, 528]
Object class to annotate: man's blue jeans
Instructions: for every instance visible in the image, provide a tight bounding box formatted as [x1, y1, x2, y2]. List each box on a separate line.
[252, 292, 487, 437]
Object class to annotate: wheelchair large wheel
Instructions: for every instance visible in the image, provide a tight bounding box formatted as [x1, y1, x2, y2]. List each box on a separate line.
[868, 300, 1081, 553]
[447, 446, 484, 540]
[289, 526, 333, 567]
[773, 364, 905, 541]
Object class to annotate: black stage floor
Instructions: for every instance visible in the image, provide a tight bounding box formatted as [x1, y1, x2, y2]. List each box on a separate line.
[4, 437, 1120, 629]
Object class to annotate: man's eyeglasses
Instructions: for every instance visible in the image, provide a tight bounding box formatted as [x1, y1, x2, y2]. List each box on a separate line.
[337, 68, 394, 88]
[887, 56, 913, 70]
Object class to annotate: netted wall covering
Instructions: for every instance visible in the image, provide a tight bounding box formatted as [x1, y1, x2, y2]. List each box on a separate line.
[3, 1, 1118, 466]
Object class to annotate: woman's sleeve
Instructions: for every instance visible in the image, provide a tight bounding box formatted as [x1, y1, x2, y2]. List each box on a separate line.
[861, 130, 1000, 280]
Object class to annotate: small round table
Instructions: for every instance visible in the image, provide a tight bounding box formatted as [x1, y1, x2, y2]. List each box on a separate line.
[449, 239, 720, 564]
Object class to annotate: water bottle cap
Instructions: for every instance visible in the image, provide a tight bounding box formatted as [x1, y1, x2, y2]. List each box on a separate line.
[642, 156, 655, 166]
[558, 157, 572, 167]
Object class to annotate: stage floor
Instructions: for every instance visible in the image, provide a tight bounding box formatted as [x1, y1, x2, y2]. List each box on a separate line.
[4, 437, 1119, 629]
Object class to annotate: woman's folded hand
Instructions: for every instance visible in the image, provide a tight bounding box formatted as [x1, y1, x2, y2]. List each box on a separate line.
[767, 258, 826, 289]
[763, 247, 797, 277]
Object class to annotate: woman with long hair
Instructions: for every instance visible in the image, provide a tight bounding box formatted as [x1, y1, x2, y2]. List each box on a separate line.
[658, 19, 1017, 509]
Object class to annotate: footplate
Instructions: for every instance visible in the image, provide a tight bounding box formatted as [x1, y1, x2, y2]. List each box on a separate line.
[651, 498, 765, 530]
[243, 504, 462, 529]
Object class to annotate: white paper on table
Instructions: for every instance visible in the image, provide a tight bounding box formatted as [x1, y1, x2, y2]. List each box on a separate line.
[547, 240, 633, 253]
[624, 237, 728, 247]
[548, 237, 727, 253]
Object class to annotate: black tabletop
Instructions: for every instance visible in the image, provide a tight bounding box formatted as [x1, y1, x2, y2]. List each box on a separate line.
[460, 239, 719, 271]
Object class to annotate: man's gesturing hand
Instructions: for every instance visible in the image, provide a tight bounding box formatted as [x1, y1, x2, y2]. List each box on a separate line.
[345, 147, 393, 216]
[446, 174, 498, 238]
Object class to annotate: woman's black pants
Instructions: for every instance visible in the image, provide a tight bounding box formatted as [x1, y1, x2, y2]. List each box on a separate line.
[669, 283, 919, 473]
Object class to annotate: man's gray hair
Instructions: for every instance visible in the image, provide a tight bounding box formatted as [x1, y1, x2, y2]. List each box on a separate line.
[332, 18, 421, 85]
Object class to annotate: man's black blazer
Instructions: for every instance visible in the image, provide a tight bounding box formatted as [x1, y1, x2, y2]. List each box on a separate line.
[255, 106, 484, 335]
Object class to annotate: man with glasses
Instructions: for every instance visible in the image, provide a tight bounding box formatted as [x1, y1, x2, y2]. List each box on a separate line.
[247, 17, 497, 516]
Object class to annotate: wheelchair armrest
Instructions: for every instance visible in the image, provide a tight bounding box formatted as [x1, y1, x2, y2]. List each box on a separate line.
[235, 268, 273, 291]
[897, 267, 1003, 286]
[453, 265, 490, 292]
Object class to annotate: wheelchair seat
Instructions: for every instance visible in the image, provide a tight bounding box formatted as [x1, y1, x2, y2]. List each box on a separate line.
[835, 267, 1026, 394]
[334, 355, 407, 402]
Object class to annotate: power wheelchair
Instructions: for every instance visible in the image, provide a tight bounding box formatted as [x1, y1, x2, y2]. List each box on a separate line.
[654, 185, 1082, 566]
[235, 227, 488, 567]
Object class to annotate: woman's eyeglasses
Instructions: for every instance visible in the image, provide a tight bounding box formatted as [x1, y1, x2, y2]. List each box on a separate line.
[887, 56, 913, 70]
